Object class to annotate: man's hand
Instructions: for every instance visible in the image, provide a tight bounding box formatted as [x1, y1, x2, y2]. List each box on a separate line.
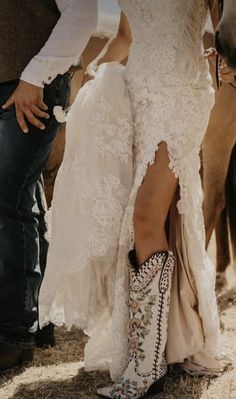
[2, 81, 50, 133]
[220, 64, 236, 85]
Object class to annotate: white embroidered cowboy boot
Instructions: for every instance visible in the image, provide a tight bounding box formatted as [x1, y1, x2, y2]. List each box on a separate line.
[98, 250, 175, 399]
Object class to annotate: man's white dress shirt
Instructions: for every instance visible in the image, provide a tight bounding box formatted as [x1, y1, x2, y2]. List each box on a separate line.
[21, 0, 98, 88]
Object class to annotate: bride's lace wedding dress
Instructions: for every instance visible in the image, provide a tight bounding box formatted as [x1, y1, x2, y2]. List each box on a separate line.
[39, 0, 225, 380]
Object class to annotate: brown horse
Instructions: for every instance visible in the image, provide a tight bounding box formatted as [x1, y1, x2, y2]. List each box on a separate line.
[203, 6, 236, 275]
[215, 0, 236, 68]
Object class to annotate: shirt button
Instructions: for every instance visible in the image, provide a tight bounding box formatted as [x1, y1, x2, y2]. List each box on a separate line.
[48, 76, 52, 81]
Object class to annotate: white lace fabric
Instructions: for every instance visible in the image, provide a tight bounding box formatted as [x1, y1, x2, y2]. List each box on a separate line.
[39, 0, 223, 382]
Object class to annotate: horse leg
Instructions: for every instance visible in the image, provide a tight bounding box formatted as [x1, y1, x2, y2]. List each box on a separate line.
[226, 143, 236, 270]
[215, 207, 230, 273]
[202, 144, 229, 249]
[202, 83, 236, 250]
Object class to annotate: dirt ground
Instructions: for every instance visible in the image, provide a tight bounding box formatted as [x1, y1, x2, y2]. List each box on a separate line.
[1, 240, 236, 399]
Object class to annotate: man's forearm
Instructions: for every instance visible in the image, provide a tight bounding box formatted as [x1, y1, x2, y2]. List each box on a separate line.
[21, 0, 98, 87]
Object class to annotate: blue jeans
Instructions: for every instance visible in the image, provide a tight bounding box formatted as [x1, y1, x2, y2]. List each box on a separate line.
[0, 75, 70, 348]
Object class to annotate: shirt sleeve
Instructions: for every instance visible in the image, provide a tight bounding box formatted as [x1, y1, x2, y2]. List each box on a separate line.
[20, 0, 98, 88]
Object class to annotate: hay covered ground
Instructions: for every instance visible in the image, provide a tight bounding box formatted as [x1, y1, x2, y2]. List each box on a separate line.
[1, 240, 236, 399]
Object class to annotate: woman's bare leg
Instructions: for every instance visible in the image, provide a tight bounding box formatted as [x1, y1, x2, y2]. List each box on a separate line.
[134, 142, 178, 265]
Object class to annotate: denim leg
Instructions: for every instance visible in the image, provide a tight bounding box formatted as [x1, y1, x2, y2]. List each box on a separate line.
[0, 75, 70, 348]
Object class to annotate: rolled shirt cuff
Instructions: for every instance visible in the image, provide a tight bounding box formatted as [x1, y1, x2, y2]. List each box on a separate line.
[20, 58, 57, 88]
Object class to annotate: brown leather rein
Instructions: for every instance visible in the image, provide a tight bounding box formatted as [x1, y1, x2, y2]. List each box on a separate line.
[215, 0, 224, 89]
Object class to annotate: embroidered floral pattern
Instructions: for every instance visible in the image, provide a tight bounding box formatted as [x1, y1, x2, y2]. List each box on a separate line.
[103, 252, 174, 399]
[128, 289, 156, 363]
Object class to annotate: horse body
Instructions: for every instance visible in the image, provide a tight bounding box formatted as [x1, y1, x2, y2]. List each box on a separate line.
[202, 32, 236, 274]
[215, 0, 236, 67]
[205, 1, 236, 276]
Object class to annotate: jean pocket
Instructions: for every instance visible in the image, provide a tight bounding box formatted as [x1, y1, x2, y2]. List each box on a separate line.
[0, 104, 16, 121]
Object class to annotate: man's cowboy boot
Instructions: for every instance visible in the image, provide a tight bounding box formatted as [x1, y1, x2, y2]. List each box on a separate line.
[98, 250, 175, 399]
[36, 323, 55, 348]
[0, 343, 33, 373]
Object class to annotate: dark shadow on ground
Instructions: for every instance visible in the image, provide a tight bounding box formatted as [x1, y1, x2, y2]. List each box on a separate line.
[0, 327, 88, 390]
[10, 368, 111, 399]
[8, 366, 212, 399]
